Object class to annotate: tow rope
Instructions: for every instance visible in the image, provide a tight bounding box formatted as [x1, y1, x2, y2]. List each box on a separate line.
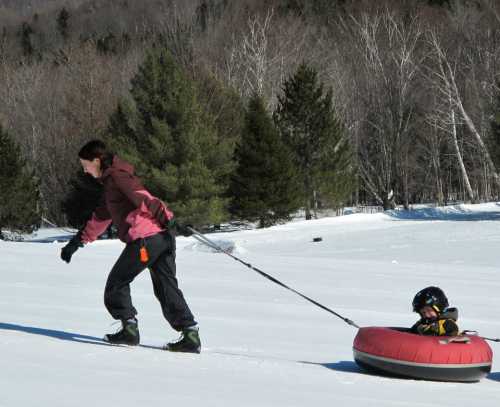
[187, 226, 360, 329]
[462, 330, 500, 343]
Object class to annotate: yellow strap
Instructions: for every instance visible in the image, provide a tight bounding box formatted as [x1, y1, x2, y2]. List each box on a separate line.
[438, 319, 447, 335]
[432, 305, 441, 313]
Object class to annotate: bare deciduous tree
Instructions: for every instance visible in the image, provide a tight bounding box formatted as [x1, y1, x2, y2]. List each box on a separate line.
[426, 28, 500, 201]
[346, 8, 425, 209]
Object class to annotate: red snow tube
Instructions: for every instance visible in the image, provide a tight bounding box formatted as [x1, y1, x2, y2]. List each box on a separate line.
[353, 327, 493, 382]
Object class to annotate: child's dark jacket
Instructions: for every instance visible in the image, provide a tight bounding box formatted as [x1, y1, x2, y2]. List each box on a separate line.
[410, 307, 459, 336]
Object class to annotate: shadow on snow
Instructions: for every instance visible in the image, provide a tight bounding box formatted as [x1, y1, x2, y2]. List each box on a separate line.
[487, 372, 500, 382]
[300, 360, 375, 376]
[1, 322, 371, 373]
[386, 204, 500, 222]
[11, 321, 496, 383]
[0, 322, 113, 347]
[301, 360, 419, 381]
[25, 235, 74, 243]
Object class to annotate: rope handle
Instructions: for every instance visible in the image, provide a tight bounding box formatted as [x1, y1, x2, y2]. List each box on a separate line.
[462, 330, 500, 343]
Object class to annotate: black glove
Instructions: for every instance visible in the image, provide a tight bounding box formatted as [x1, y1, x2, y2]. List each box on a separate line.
[148, 199, 175, 228]
[61, 232, 84, 263]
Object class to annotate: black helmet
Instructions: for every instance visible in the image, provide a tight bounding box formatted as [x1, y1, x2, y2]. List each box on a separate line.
[412, 286, 449, 314]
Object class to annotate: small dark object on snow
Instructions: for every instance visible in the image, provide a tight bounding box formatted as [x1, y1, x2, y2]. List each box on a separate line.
[312, 237, 323, 242]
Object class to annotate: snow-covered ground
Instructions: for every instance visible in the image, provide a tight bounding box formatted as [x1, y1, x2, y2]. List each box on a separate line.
[1, 203, 500, 406]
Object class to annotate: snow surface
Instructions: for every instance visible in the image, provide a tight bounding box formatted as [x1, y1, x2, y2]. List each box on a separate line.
[2, 203, 500, 406]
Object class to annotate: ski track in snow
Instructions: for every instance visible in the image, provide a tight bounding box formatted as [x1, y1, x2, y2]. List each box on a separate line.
[1, 203, 500, 406]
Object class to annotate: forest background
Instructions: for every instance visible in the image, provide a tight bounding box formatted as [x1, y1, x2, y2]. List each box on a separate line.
[2, 0, 500, 234]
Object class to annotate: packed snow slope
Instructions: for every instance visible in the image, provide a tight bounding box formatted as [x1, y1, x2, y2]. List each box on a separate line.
[1, 203, 500, 407]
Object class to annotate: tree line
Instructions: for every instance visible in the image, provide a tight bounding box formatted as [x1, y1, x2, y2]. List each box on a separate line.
[2, 0, 500, 235]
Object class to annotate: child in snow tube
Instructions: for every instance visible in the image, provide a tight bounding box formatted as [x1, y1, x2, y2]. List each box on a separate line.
[410, 286, 459, 336]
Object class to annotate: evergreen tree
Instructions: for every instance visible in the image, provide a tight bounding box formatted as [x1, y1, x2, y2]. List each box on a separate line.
[231, 94, 301, 228]
[107, 98, 141, 163]
[196, 1, 209, 32]
[97, 32, 118, 54]
[426, 0, 450, 7]
[108, 48, 230, 227]
[56, 8, 70, 41]
[274, 63, 354, 219]
[0, 126, 40, 238]
[194, 70, 245, 191]
[20, 22, 34, 58]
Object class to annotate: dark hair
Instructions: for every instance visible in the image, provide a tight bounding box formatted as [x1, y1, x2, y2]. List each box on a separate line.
[78, 139, 113, 170]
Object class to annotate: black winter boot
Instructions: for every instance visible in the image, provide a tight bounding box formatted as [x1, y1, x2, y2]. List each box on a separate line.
[164, 326, 201, 353]
[104, 318, 140, 346]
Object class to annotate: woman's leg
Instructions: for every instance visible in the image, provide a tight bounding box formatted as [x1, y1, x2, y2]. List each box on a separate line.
[149, 231, 197, 331]
[104, 240, 148, 320]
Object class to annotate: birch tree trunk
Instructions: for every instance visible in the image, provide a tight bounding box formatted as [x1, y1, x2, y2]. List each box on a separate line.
[445, 41, 500, 194]
[450, 105, 475, 202]
[429, 30, 500, 196]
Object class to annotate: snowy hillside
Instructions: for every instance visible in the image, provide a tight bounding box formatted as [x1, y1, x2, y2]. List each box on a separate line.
[1, 203, 500, 406]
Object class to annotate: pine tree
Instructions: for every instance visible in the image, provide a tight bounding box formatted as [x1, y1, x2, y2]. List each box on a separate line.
[0, 126, 40, 238]
[426, 0, 450, 7]
[107, 99, 141, 163]
[194, 70, 245, 191]
[274, 63, 354, 219]
[231, 94, 301, 227]
[56, 8, 70, 41]
[20, 22, 34, 58]
[97, 32, 118, 54]
[108, 48, 230, 227]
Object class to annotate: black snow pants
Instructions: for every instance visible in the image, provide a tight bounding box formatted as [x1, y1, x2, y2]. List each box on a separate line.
[104, 230, 196, 331]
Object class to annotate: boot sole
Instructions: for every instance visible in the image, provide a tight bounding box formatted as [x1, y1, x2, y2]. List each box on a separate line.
[103, 334, 140, 346]
[163, 345, 201, 353]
